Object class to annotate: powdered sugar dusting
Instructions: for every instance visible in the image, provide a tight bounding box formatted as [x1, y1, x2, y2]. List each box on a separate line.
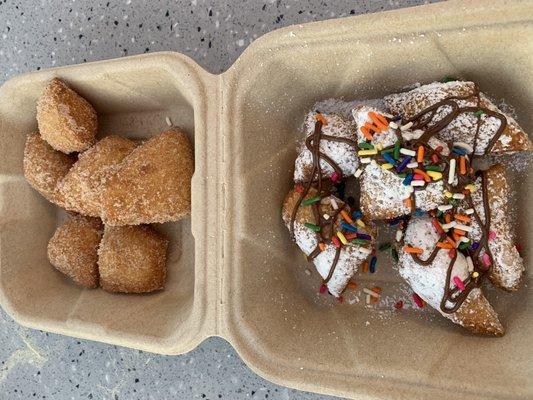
[313, 97, 386, 119]
[360, 161, 410, 218]
[360, 161, 444, 219]
[294, 112, 359, 182]
[293, 219, 369, 297]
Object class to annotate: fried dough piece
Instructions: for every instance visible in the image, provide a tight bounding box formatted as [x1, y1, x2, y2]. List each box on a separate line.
[97, 225, 168, 294]
[398, 216, 504, 336]
[351, 107, 447, 220]
[58, 135, 136, 216]
[99, 128, 193, 225]
[23, 132, 76, 207]
[282, 188, 375, 297]
[47, 215, 103, 288]
[384, 81, 532, 155]
[466, 165, 524, 290]
[37, 78, 97, 153]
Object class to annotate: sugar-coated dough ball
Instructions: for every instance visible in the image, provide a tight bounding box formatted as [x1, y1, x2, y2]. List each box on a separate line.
[47, 215, 103, 288]
[23, 132, 76, 207]
[99, 128, 193, 225]
[37, 78, 97, 153]
[58, 135, 136, 216]
[97, 225, 168, 294]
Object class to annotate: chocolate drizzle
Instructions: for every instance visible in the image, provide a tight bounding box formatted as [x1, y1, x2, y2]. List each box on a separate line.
[399, 84, 507, 313]
[406, 85, 507, 157]
[289, 117, 359, 286]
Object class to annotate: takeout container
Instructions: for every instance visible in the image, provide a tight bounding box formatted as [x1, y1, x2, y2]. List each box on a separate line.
[0, 1, 531, 398]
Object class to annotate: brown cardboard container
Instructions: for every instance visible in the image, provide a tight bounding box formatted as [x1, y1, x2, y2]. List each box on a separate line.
[0, 53, 221, 355]
[0, 1, 532, 399]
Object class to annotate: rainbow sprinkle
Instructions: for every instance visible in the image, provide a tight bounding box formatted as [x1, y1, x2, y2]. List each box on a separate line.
[396, 156, 412, 173]
[453, 276, 465, 290]
[482, 253, 491, 267]
[341, 222, 357, 232]
[304, 222, 321, 232]
[337, 231, 348, 245]
[351, 210, 363, 219]
[412, 293, 425, 308]
[382, 152, 396, 165]
[369, 256, 377, 273]
[358, 149, 378, 156]
[302, 196, 321, 206]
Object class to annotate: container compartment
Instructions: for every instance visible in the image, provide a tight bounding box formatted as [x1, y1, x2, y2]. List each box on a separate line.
[0, 53, 216, 354]
[221, 2, 532, 399]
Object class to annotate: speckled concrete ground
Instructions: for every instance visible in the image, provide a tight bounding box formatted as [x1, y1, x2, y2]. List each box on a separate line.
[0, 1, 435, 399]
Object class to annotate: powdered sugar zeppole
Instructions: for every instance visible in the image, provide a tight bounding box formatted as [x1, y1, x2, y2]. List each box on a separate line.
[398, 216, 503, 336]
[294, 111, 359, 184]
[465, 164, 524, 291]
[383, 80, 532, 155]
[283, 114, 376, 298]
[282, 188, 375, 298]
[359, 160, 445, 220]
[352, 105, 446, 220]
[282, 78, 530, 336]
